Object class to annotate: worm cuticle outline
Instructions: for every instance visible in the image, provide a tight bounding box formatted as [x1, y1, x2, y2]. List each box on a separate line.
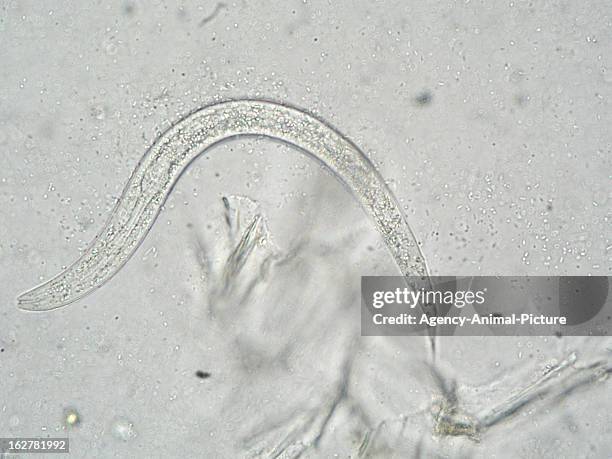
[16, 99, 430, 311]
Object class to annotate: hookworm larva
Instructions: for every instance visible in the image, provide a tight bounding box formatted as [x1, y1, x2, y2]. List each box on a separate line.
[17, 100, 429, 311]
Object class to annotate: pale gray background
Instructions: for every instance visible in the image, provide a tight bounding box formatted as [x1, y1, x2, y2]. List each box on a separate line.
[1, 1, 611, 457]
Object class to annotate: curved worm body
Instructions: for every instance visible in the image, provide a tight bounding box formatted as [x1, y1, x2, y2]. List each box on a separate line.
[17, 100, 429, 311]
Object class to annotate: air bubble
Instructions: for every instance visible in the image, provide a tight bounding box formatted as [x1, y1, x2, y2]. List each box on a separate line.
[111, 417, 137, 441]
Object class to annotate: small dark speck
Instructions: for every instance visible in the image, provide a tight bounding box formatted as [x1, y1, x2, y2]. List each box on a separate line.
[0, 348, 4, 353]
[195, 370, 211, 379]
[123, 3, 135, 15]
[114, 315, 119, 320]
[546, 203, 553, 211]
[554, 331, 563, 338]
[514, 93, 530, 107]
[414, 90, 433, 106]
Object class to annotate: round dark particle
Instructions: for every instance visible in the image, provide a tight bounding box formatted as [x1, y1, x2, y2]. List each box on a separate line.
[123, 3, 135, 15]
[414, 90, 433, 106]
[195, 370, 211, 379]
